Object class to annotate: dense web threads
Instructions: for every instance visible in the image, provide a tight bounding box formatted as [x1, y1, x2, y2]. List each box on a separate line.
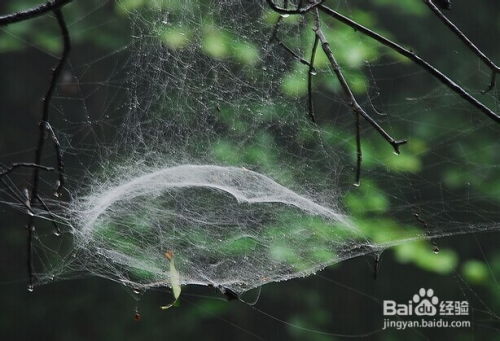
[31, 1, 500, 293]
[69, 165, 361, 293]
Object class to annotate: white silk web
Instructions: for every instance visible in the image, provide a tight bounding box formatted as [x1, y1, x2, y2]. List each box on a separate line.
[24, 0, 500, 297]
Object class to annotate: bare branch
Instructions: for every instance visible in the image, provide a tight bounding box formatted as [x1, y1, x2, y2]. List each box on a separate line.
[314, 23, 406, 186]
[0, 163, 54, 177]
[318, 4, 500, 123]
[414, 212, 440, 253]
[268, 12, 317, 122]
[424, 0, 500, 93]
[307, 34, 319, 122]
[269, 16, 316, 70]
[354, 107, 362, 187]
[43, 122, 65, 197]
[0, 0, 72, 26]
[35, 194, 62, 236]
[26, 8, 71, 290]
[314, 27, 406, 151]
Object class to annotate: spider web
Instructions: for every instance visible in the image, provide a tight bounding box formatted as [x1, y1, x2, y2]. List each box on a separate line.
[8, 0, 499, 299]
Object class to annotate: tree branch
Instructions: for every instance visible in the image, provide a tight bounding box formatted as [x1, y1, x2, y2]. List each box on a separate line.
[318, 4, 500, 123]
[268, 12, 317, 122]
[0, 163, 54, 177]
[35, 194, 62, 236]
[269, 16, 316, 70]
[424, 0, 500, 93]
[43, 121, 65, 197]
[314, 22, 406, 185]
[307, 34, 319, 122]
[26, 8, 70, 291]
[0, 0, 72, 27]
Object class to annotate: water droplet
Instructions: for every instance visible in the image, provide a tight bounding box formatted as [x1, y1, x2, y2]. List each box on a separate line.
[134, 308, 141, 321]
[53, 231, 61, 237]
[133, 288, 141, 295]
[27, 285, 34, 293]
[433, 246, 440, 254]
[310, 70, 317, 76]
[281, 14, 290, 18]
[54, 185, 62, 198]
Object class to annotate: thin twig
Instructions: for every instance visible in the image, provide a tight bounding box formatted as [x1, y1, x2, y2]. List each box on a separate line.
[314, 25, 406, 151]
[413, 212, 440, 253]
[26, 8, 70, 290]
[0, 0, 72, 26]
[373, 253, 381, 279]
[268, 11, 317, 122]
[278, 41, 314, 68]
[35, 194, 62, 236]
[314, 21, 405, 185]
[307, 34, 319, 122]
[318, 4, 500, 123]
[0, 179, 35, 216]
[43, 121, 65, 197]
[354, 107, 362, 186]
[424, 0, 500, 93]
[269, 17, 316, 69]
[0, 163, 54, 177]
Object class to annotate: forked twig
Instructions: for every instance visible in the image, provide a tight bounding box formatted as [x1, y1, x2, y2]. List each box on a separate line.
[269, 16, 316, 70]
[424, 0, 500, 93]
[317, 4, 500, 123]
[269, 10, 317, 122]
[264, 2, 500, 186]
[314, 20, 406, 184]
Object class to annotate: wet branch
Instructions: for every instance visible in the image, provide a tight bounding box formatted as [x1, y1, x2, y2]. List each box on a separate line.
[26, 8, 71, 290]
[0, 0, 72, 26]
[269, 17, 316, 71]
[269, 11, 317, 122]
[43, 121, 65, 197]
[0, 163, 54, 177]
[317, 4, 500, 123]
[35, 194, 62, 236]
[424, 0, 500, 93]
[307, 34, 319, 122]
[265, 1, 500, 186]
[314, 22, 407, 185]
